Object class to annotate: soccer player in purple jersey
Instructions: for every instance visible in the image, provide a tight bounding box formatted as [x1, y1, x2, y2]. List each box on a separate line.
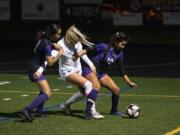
[60, 32, 137, 116]
[21, 24, 64, 122]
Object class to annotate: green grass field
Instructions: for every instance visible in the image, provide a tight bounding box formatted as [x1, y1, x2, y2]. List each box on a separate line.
[0, 74, 180, 135]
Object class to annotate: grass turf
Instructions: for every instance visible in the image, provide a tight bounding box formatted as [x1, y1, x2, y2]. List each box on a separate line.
[0, 74, 180, 135]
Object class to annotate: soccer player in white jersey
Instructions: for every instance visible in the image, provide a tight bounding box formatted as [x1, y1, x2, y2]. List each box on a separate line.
[56, 25, 104, 119]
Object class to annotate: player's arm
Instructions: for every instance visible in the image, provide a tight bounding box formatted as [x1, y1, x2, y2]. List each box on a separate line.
[75, 42, 96, 74]
[33, 48, 63, 78]
[33, 44, 63, 78]
[81, 54, 97, 74]
[117, 61, 137, 88]
[122, 74, 138, 88]
[73, 49, 87, 60]
[73, 45, 95, 60]
[46, 44, 64, 66]
[52, 43, 61, 50]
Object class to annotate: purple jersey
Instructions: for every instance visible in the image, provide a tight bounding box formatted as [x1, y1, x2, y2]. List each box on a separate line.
[28, 38, 52, 79]
[82, 42, 126, 78]
[91, 43, 124, 70]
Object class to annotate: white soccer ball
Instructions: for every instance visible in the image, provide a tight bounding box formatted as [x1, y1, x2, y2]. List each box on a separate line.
[51, 49, 59, 57]
[126, 104, 140, 118]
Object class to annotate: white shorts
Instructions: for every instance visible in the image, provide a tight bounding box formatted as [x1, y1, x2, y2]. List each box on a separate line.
[59, 69, 82, 80]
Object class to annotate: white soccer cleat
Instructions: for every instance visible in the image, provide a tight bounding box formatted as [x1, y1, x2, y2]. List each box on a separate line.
[90, 103, 104, 119]
[91, 111, 104, 119]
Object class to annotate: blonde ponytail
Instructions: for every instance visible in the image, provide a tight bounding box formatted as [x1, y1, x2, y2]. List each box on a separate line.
[65, 25, 94, 48]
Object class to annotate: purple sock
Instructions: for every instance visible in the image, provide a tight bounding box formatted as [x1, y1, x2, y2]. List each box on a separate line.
[111, 93, 119, 112]
[27, 93, 48, 111]
[36, 92, 45, 112]
[36, 102, 45, 112]
[86, 89, 98, 112]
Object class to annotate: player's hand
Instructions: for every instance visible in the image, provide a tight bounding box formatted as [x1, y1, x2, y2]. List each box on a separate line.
[72, 50, 87, 61]
[33, 70, 42, 79]
[77, 50, 87, 57]
[58, 46, 64, 56]
[33, 66, 44, 78]
[128, 81, 138, 88]
[53, 43, 61, 50]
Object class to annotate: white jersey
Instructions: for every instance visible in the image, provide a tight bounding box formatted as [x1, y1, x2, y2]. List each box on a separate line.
[57, 38, 82, 79]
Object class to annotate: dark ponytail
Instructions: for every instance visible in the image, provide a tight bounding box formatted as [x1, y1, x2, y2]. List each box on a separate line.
[109, 32, 129, 47]
[45, 24, 61, 38]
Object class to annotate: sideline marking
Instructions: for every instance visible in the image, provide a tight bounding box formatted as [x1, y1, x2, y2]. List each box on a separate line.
[66, 86, 73, 88]
[0, 81, 11, 85]
[20, 94, 29, 97]
[0, 90, 180, 98]
[2, 98, 11, 101]
[164, 127, 180, 135]
[52, 89, 59, 91]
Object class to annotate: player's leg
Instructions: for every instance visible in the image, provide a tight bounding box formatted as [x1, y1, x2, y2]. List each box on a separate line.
[84, 72, 104, 119]
[60, 67, 103, 118]
[33, 80, 51, 116]
[59, 71, 85, 114]
[99, 74, 123, 115]
[60, 69, 103, 118]
[66, 72, 99, 119]
[60, 91, 84, 115]
[21, 80, 51, 122]
[36, 91, 45, 113]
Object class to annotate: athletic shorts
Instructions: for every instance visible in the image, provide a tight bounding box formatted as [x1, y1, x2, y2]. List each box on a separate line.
[82, 66, 106, 79]
[27, 72, 46, 82]
[59, 68, 82, 80]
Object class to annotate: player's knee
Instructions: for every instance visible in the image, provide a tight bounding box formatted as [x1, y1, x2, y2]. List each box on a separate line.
[45, 90, 52, 98]
[112, 87, 120, 96]
[93, 81, 100, 90]
[83, 81, 93, 95]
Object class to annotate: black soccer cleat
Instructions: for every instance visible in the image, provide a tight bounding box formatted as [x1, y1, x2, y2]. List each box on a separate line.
[84, 110, 92, 120]
[21, 108, 33, 122]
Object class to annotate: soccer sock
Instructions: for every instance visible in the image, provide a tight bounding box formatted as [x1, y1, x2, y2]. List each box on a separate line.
[91, 102, 97, 114]
[111, 93, 119, 112]
[86, 89, 98, 112]
[27, 93, 48, 111]
[36, 101, 45, 112]
[64, 92, 84, 106]
[36, 92, 45, 112]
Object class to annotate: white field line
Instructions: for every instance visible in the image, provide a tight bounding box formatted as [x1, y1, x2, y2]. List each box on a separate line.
[52, 89, 60, 91]
[2, 98, 11, 101]
[0, 81, 11, 85]
[66, 86, 73, 88]
[0, 90, 180, 98]
[20, 94, 29, 97]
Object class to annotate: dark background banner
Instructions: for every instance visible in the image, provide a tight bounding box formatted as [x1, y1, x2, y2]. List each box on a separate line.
[0, 0, 180, 77]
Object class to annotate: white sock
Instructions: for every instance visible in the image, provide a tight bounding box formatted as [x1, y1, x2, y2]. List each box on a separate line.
[91, 102, 97, 113]
[64, 92, 84, 106]
[83, 81, 93, 95]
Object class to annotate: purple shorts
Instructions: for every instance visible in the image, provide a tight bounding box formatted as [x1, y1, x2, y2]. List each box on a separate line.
[28, 73, 46, 82]
[82, 66, 106, 79]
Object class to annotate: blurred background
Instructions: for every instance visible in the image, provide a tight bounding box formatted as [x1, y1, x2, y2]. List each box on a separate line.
[0, 0, 180, 77]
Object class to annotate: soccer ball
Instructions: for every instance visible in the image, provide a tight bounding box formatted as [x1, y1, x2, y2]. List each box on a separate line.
[126, 104, 140, 118]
